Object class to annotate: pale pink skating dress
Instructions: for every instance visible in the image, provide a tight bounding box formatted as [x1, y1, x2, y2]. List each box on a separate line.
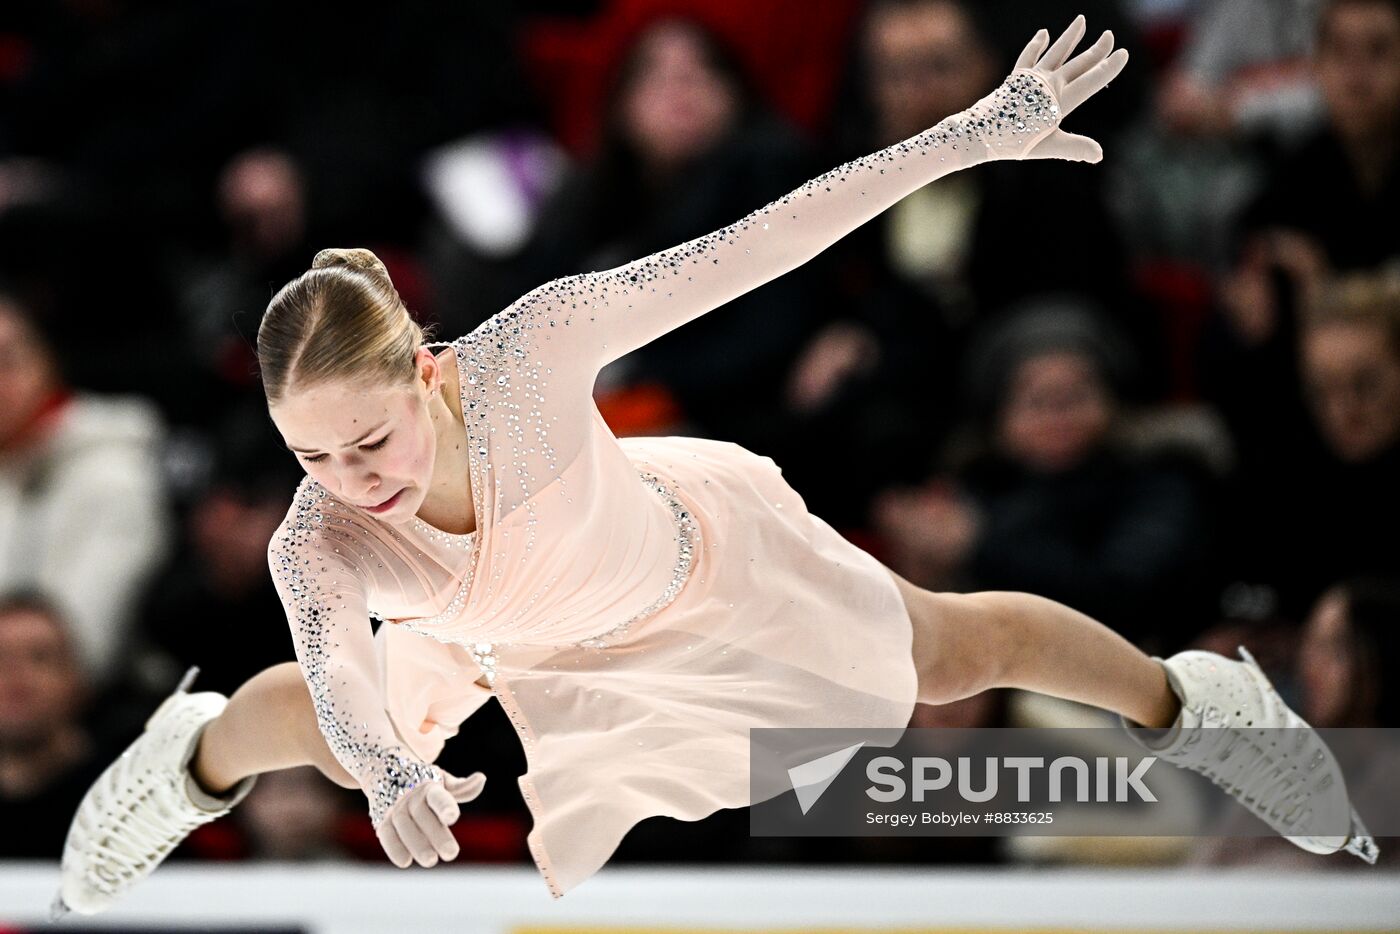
[267, 70, 1062, 898]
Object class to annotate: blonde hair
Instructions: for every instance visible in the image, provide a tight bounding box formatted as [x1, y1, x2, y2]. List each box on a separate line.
[257, 248, 435, 405]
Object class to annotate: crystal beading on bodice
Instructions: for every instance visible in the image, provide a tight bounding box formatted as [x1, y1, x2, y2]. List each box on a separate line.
[393, 466, 701, 686]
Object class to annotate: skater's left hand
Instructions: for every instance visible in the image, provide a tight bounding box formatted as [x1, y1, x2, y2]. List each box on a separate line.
[995, 14, 1130, 163]
[376, 771, 486, 868]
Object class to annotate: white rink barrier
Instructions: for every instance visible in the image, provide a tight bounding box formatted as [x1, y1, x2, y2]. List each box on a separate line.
[2, 863, 1399, 932]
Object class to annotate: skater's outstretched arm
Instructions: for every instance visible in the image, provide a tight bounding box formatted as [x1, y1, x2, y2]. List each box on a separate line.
[267, 503, 481, 868]
[502, 16, 1126, 374]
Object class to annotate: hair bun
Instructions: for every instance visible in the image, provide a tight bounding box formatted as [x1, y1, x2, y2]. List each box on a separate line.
[311, 247, 390, 280]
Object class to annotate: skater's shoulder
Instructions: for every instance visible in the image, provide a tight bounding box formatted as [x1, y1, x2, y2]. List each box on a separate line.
[266, 477, 375, 606]
[268, 475, 378, 558]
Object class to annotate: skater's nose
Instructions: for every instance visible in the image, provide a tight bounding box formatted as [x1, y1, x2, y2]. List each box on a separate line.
[334, 462, 381, 503]
[349, 477, 381, 503]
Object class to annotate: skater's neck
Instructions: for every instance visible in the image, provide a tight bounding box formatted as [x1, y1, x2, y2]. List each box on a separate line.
[412, 346, 476, 536]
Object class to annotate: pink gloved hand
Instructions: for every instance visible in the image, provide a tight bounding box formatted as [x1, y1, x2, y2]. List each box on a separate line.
[376, 771, 486, 868]
[984, 14, 1131, 164]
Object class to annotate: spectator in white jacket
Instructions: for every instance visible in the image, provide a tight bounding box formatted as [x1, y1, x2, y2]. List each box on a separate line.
[0, 288, 172, 686]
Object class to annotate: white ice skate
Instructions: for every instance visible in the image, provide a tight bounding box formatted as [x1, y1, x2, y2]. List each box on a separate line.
[52, 668, 257, 919]
[1122, 646, 1378, 863]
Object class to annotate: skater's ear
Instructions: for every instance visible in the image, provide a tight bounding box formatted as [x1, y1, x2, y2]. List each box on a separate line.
[410, 346, 449, 402]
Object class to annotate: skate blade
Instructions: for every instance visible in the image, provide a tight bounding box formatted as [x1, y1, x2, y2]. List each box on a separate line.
[145, 666, 204, 730]
[1344, 808, 1380, 865]
[49, 892, 72, 922]
[175, 666, 200, 694]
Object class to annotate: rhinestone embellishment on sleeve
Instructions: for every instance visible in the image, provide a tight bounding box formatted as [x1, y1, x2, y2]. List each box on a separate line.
[961, 70, 1059, 159]
[268, 481, 444, 828]
[364, 753, 444, 828]
[441, 71, 1059, 391]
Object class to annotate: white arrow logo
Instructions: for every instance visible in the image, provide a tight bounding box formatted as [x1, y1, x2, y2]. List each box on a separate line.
[788, 742, 867, 815]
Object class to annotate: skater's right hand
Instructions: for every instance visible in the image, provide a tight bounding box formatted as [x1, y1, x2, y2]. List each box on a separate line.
[376, 771, 486, 868]
[975, 14, 1130, 164]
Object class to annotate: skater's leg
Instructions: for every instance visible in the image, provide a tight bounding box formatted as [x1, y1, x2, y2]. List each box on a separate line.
[889, 568, 1179, 729]
[190, 662, 359, 794]
[891, 567, 1378, 862]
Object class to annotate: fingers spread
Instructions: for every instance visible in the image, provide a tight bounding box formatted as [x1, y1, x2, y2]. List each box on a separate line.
[1039, 14, 1087, 72]
[1061, 47, 1130, 115]
[1060, 30, 1113, 85]
[1015, 28, 1050, 70]
[377, 821, 414, 869]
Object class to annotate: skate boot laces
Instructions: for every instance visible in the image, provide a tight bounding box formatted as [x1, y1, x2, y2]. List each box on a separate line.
[1129, 647, 1378, 863]
[53, 668, 256, 918]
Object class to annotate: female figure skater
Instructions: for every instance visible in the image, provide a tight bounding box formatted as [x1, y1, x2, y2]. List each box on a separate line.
[55, 17, 1375, 918]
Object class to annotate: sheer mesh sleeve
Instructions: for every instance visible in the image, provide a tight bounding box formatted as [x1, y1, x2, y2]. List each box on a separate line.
[514, 72, 1055, 373]
[267, 482, 442, 827]
[457, 72, 1060, 519]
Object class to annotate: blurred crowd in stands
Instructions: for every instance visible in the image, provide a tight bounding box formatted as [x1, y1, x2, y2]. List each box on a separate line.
[1, 0, 1398, 872]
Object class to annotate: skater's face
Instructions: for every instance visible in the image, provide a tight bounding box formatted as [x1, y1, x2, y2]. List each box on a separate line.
[1301, 320, 1400, 463]
[269, 348, 447, 520]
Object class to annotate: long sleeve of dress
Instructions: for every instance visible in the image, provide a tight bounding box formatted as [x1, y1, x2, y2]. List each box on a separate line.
[266, 488, 442, 828]
[502, 71, 1060, 380]
[455, 70, 1064, 528]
